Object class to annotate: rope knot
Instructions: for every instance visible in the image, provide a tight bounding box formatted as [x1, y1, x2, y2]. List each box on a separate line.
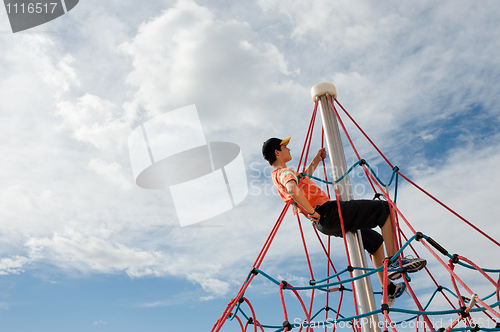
[282, 320, 292, 330]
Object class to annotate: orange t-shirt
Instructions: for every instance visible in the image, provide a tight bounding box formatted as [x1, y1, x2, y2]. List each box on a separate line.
[271, 167, 330, 216]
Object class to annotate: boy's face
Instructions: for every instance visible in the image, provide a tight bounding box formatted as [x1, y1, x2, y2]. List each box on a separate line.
[276, 144, 292, 163]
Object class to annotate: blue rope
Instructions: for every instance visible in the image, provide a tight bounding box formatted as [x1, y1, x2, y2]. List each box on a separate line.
[394, 171, 399, 203]
[441, 286, 498, 302]
[229, 232, 500, 330]
[234, 288, 500, 331]
[363, 162, 387, 187]
[228, 270, 254, 321]
[252, 235, 418, 291]
[387, 166, 399, 187]
[445, 253, 500, 273]
[299, 160, 363, 185]
[299, 159, 400, 205]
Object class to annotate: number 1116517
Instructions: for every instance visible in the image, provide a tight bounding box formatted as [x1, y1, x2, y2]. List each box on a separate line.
[6, 2, 58, 14]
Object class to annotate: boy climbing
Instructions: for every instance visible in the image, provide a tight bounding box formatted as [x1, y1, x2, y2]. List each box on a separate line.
[262, 136, 427, 306]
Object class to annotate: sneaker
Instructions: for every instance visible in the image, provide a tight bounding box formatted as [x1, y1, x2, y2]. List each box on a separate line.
[387, 282, 406, 307]
[388, 256, 427, 280]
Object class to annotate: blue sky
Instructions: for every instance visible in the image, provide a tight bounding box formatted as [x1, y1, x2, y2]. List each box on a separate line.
[1, 0, 500, 331]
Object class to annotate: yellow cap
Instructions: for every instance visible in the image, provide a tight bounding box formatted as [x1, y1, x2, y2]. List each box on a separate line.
[280, 136, 291, 146]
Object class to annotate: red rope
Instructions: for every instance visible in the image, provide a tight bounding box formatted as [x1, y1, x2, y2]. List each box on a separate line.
[214, 100, 336, 331]
[332, 186, 362, 326]
[296, 214, 315, 281]
[234, 314, 245, 332]
[279, 282, 290, 331]
[295, 214, 316, 332]
[329, 97, 403, 258]
[403, 274, 435, 330]
[325, 228, 331, 332]
[474, 301, 498, 325]
[297, 100, 319, 171]
[395, 210, 403, 252]
[320, 126, 336, 332]
[399, 230, 457, 310]
[385, 186, 500, 319]
[444, 300, 476, 332]
[350, 321, 357, 332]
[327, 96, 379, 196]
[312, 226, 339, 277]
[448, 261, 467, 309]
[253, 203, 290, 267]
[299, 103, 357, 329]
[400, 171, 500, 247]
[418, 240, 500, 319]
[212, 202, 291, 332]
[302, 107, 318, 173]
[458, 256, 500, 291]
[497, 274, 500, 302]
[216, 92, 500, 332]
[327, 94, 441, 329]
[242, 297, 258, 332]
[384, 312, 398, 332]
[294, 103, 320, 332]
[321, 127, 332, 198]
[382, 258, 389, 307]
[255, 203, 291, 268]
[306, 289, 315, 332]
[390, 186, 500, 323]
[255, 320, 265, 332]
[333, 98, 500, 249]
[334, 288, 344, 332]
[289, 285, 313, 330]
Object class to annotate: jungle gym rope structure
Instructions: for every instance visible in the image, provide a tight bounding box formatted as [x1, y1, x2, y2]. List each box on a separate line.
[211, 83, 500, 332]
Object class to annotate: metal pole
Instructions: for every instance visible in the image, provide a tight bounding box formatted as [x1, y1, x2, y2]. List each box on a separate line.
[311, 82, 380, 332]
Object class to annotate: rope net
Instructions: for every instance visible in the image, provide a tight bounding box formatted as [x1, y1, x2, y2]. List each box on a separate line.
[211, 97, 500, 332]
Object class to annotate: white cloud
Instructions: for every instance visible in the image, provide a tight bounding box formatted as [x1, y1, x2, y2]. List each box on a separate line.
[22, 35, 80, 97]
[188, 274, 230, 297]
[121, 0, 306, 133]
[0, 186, 58, 216]
[257, 0, 500, 156]
[56, 94, 134, 151]
[25, 229, 165, 277]
[397, 143, 500, 269]
[88, 158, 132, 190]
[258, 0, 378, 45]
[1, 0, 499, 311]
[136, 301, 168, 308]
[0, 186, 65, 241]
[0, 255, 31, 275]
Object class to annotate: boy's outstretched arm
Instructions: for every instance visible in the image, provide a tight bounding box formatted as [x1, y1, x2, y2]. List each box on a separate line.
[303, 148, 326, 176]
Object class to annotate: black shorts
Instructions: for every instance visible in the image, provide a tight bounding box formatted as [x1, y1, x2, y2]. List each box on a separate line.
[313, 200, 390, 255]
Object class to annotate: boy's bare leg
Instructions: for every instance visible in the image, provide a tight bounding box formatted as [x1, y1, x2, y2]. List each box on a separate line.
[371, 244, 386, 287]
[380, 216, 397, 258]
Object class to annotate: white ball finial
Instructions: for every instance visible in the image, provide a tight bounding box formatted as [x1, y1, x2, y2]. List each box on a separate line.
[310, 82, 337, 102]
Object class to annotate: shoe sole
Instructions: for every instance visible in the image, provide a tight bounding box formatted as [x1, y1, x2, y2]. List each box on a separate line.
[388, 260, 427, 280]
[387, 284, 406, 307]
